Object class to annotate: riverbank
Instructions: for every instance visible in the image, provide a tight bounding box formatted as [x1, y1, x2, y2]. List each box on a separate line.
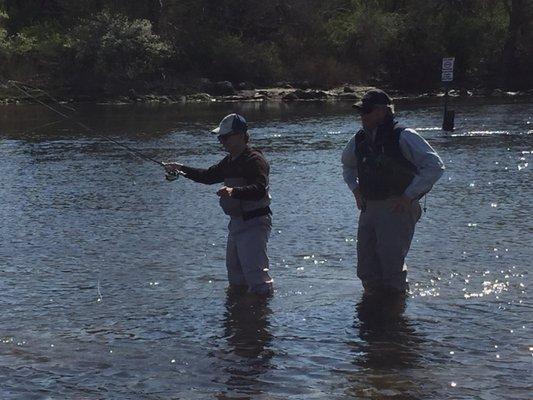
[1, 80, 532, 106]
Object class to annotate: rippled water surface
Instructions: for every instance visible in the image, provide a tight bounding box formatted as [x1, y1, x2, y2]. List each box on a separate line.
[1, 98, 532, 399]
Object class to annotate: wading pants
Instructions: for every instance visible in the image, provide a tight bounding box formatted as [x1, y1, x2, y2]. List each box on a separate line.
[226, 214, 273, 294]
[357, 197, 422, 292]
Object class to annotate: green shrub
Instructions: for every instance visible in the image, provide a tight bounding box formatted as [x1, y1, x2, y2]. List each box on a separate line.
[0, 9, 66, 84]
[67, 10, 171, 89]
[208, 35, 283, 85]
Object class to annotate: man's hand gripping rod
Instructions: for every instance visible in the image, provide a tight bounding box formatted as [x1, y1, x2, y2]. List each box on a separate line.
[162, 162, 184, 181]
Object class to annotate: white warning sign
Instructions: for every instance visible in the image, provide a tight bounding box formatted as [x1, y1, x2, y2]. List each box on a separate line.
[442, 57, 455, 82]
[442, 71, 454, 82]
[442, 58, 455, 71]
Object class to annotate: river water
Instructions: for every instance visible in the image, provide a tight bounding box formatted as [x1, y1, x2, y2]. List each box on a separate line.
[0, 98, 531, 399]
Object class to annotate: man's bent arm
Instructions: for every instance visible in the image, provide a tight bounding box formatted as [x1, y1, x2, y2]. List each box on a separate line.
[399, 129, 445, 199]
[180, 161, 225, 185]
[342, 135, 359, 192]
[231, 156, 269, 200]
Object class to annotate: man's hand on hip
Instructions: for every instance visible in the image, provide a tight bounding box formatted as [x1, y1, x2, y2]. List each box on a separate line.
[390, 194, 412, 213]
[353, 187, 363, 210]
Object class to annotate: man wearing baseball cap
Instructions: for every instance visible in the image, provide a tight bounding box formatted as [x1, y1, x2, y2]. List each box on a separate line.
[164, 113, 273, 296]
[342, 89, 445, 297]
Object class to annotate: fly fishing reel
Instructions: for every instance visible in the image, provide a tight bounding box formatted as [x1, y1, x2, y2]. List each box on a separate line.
[162, 161, 182, 181]
[165, 170, 180, 181]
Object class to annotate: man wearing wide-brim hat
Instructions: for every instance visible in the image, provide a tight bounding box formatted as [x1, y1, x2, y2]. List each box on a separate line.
[164, 113, 273, 296]
[342, 89, 445, 296]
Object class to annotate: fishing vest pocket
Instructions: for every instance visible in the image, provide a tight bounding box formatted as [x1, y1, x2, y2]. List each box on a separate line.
[219, 177, 271, 216]
[220, 177, 246, 216]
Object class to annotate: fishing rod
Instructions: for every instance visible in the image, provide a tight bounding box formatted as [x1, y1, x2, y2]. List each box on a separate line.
[9, 79, 78, 112]
[5, 80, 181, 180]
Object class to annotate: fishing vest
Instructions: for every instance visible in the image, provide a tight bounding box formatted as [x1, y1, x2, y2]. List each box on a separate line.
[220, 177, 271, 217]
[355, 121, 417, 200]
[219, 148, 271, 218]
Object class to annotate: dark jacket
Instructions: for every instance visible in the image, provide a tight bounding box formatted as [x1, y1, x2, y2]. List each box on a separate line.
[181, 146, 271, 216]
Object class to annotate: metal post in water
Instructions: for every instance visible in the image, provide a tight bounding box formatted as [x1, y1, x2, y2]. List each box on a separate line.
[443, 82, 448, 116]
[441, 57, 455, 132]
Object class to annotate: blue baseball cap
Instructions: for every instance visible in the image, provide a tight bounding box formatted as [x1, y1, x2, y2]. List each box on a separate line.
[211, 113, 248, 136]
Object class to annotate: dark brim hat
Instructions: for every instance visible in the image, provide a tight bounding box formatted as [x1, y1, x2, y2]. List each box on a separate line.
[352, 88, 393, 110]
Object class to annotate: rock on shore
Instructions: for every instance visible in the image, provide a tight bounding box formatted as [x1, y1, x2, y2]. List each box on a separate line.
[1, 79, 532, 105]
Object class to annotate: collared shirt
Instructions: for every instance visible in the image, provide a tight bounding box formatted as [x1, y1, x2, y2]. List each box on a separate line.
[341, 127, 445, 199]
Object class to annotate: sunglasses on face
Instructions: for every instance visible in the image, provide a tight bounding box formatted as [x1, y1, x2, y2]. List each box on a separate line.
[358, 106, 375, 115]
[217, 132, 237, 142]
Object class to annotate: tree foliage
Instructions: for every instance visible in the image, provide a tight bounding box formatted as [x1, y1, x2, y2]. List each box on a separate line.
[66, 10, 170, 91]
[0, 0, 531, 93]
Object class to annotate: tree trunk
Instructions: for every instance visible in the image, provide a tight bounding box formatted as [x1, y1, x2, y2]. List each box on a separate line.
[501, 0, 530, 89]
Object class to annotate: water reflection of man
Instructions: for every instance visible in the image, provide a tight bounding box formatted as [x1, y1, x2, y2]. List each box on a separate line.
[345, 294, 424, 397]
[356, 296, 420, 368]
[341, 89, 445, 296]
[164, 114, 273, 295]
[218, 293, 273, 397]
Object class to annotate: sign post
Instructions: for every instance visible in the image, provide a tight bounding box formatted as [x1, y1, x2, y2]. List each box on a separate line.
[442, 57, 455, 131]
